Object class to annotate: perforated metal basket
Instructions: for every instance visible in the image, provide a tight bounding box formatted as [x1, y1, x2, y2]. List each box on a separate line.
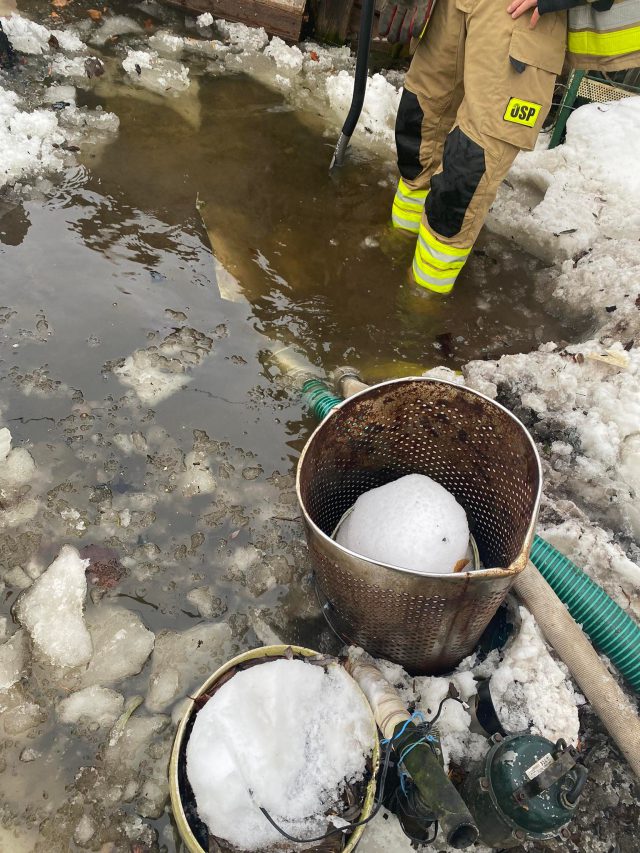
[296, 378, 542, 675]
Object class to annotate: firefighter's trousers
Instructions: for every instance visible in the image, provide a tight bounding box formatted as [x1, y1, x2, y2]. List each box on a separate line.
[392, 0, 567, 294]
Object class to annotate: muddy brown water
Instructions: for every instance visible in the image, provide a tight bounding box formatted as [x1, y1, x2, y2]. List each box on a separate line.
[0, 16, 593, 852]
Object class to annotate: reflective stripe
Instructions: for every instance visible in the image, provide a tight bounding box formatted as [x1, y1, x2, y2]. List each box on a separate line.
[570, 0, 640, 32]
[418, 234, 467, 269]
[412, 224, 471, 293]
[412, 258, 456, 294]
[392, 181, 428, 233]
[567, 24, 640, 57]
[392, 211, 421, 233]
[418, 223, 471, 262]
[397, 178, 428, 207]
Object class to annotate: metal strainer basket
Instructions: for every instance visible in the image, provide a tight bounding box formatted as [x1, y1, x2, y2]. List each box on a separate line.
[296, 378, 541, 674]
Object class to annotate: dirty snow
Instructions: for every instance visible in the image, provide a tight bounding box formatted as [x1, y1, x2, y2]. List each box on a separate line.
[337, 474, 470, 573]
[187, 658, 373, 850]
[489, 608, 581, 743]
[16, 545, 92, 668]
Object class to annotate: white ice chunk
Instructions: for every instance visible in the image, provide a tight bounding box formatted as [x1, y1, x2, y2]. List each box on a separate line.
[1, 14, 85, 54]
[82, 606, 154, 687]
[145, 623, 233, 712]
[90, 14, 143, 46]
[57, 685, 124, 727]
[1, 14, 52, 54]
[122, 49, 190, 97]
[149, 30, 185, 57]
[215, 19, 269, 50]
[196, 12, 214, 27]
[264, 36, 303, 72]
[0, 629, 28, 691]
[0, 86, 66, 190]
[16, 545, 92, 668]
[336, 474, 470, 573]
[186, 659, 373, 850]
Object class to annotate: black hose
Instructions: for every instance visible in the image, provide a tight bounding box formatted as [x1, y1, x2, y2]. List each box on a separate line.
[330, 0, 376, 169]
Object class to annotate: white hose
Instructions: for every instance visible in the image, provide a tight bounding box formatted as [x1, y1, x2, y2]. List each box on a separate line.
[345, 650, 410, 739]
[514, 561, 640, 779]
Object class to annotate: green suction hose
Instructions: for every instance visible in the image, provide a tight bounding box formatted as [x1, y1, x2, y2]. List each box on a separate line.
[530, 535, 640, 692]
[302, 379, 343, 421]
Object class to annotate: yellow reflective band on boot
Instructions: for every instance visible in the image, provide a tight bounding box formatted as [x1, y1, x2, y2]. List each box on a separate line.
[392, 178, 428, 234]
[412, 223, 471, 294]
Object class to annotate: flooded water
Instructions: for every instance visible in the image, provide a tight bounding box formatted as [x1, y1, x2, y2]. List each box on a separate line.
[0, 8, 593, 852]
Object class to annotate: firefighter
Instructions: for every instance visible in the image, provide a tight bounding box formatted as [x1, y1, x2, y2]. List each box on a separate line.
[380, 0, 640, 294]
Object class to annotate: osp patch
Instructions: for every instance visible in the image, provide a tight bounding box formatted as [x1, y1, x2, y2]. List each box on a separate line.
[503, 98, 542, 128]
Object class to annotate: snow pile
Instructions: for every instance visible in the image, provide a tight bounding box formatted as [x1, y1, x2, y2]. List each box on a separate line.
[122, 49, 191, 96]
[490, 99, 640, 268]
[16, 546, 92, 668]
[326, 70, 401, 143]
[489, 608, 581, 743]
[357, 603, 580, 772]
[465, 343, 640, 545]
[336, 474, 470, 573]
[186, 658, 373, 850]
[1, 13, 85, 54]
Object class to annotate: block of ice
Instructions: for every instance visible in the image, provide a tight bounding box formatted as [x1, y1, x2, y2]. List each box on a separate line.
[0, 629, 28, 691]
[145, 623, 232, 712]
[186, 658, 373, 850]
[57, 685, 124, 728]
[336, 474, 470, 574]
[81, 606, 154, 687]
[16, 545, 92, 667]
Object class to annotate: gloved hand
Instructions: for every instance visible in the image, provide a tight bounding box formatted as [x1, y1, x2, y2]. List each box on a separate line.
[378, 1, 432, 43]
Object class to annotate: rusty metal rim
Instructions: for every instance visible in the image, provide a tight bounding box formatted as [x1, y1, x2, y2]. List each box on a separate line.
[295, 376, 542, 582]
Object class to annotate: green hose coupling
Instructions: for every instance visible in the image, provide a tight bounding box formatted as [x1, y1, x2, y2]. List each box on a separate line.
[301, 379, 342, 421]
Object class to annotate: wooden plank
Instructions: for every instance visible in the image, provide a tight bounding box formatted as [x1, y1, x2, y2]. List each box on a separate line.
[164, 0, 307, 42]
[311, 0, 356, 43]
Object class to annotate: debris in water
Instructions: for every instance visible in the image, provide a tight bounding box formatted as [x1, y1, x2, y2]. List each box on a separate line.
[80, 544, 127, 589]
